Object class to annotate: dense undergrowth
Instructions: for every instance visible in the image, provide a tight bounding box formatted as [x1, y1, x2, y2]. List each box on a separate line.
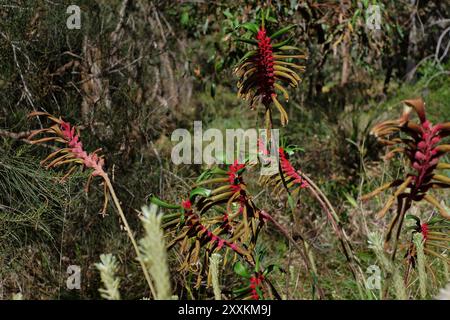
[0, 0, 449, 300]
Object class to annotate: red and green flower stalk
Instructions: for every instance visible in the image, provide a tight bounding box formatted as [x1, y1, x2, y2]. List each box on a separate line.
[420, 222, 429, 240]
[28, 112, 157, 298]
[249, 273, 265, 300]
[225, 160, 249, 226]
[254, 28, 275, 106]
[235, 23, 306, 128]
[181, 200, 244, 254]
[279, 147, 308, 189]
[406, 215, 450, 263]
[28, 113, 105, 181]
[227, 160, 246, 193]
[260, 144, 365, 290]
[363, 98, 450, 259]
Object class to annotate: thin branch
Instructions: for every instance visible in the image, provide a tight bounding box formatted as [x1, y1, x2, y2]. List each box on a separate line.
[435, 26, 450, 63]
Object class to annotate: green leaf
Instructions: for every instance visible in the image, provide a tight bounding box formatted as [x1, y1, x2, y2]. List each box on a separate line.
[211, 167, 228, 175]
[190, 187, 212, 201]
[428, 216, 446, 226]
[266, 16, 277, 23]
[240, 22, 259, 34]
[344, 192, 358, 208]
[265, 7, 271, 20]
[405, 225, 419, 232]
[264, 264, 283, 276]
[210, 82, 216, 98]
[287, 194, 296, 211]
[284, 145, 304, 155]
[236, 166, 246, 175]
[149, 194, 181, 209]
[272, 37, 293, 49]
[270, 25, 296, 40]
[214, 59, 224, 73]
[236, 50, 257, 65]
[406, 214, 421, 224]
[234, 261, 250, 278]
[197, 169, 212, 182]
[223, 9, 233, 20]
[235, 37, 258, 46]
[232, 286, 251, 294]
[181, 11, 189, 26]
[352, 9, 361, 26]
[196, 167, 228, 182]
[255, 286, 264, 298]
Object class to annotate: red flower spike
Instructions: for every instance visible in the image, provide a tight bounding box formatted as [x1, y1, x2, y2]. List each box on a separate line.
[279, 148, 308, 188]
[28, 112, 109, 214]
[235, 25, 306, 127]
[59, 121, 105, 177]
[182, 199, 192, 210]
[28, 113, 105, 178]
[420, 223, 429, 240]
[181, 199, 243, 255]
[364, 98, 450, 226]
[249, 273, 265, 300]
[227, 160, 246, 193]
[255, 28, 275, 105]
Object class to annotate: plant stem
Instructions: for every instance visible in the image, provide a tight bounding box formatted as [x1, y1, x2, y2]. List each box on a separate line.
[261, 210, 325, 299]
[390, 196, 412, 261]
[103, 174, 157, 298]
[382, 195, 412, 299]
[300, 172, 366, 291]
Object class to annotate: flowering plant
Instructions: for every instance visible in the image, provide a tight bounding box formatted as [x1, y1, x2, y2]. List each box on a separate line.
[235, 15, 306, 128]
[363, 98, 449, 258]
[28, 112, 157, 297]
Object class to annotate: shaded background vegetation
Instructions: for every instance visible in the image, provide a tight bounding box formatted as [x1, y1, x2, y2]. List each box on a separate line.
[0, 0, 449, 299]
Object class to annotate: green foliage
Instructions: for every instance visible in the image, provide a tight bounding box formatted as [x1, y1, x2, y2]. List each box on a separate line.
[1, 0, 449, 301]
[0, 147, 79, 247]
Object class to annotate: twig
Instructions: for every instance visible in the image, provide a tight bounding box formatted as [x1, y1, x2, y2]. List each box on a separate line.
[0, 129, 31, 139]
[403, 54, 433, 81]
[161, 168, 191, 189]
[424, 71, 450, 87]
[0, 129, 57, 150]
[0, 31, 43, 128]
[110, 0, 132, 57]
[435, 26, 450, 63]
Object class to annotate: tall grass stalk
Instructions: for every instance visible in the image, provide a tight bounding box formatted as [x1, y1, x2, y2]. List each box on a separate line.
[139, 204, 172, 300]
[413, 233, 427, 298]
[95, 254, 121, 300]
[369, 232, 407, 299]
[209, 253, 222, 300]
